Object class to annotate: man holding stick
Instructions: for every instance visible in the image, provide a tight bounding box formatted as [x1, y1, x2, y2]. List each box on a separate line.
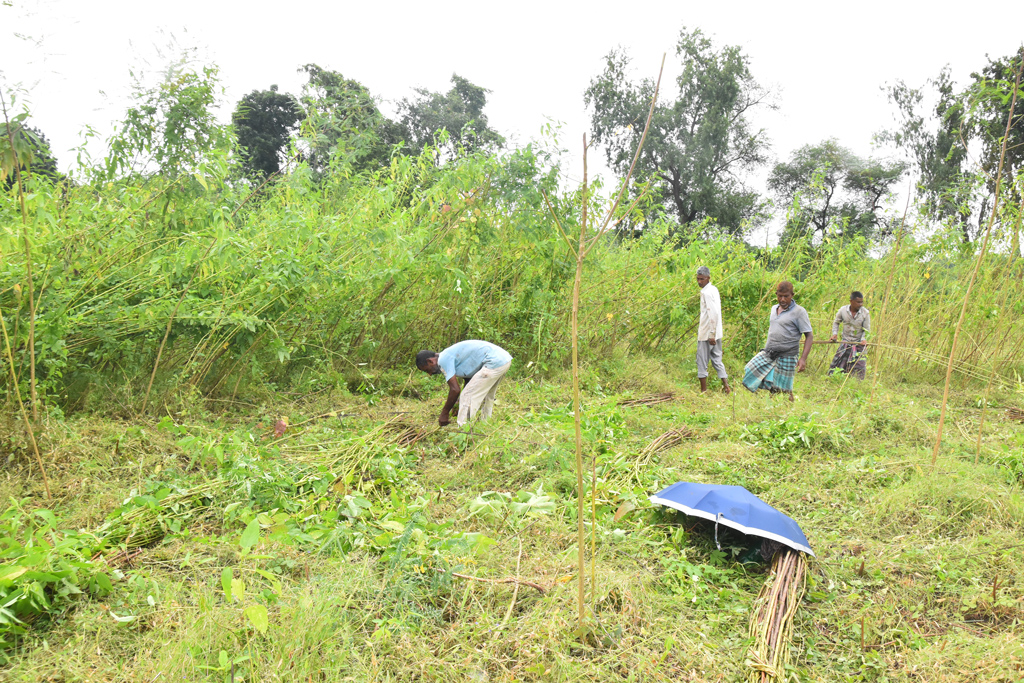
[828, 290, 870, 379]
[742, 281, 813, 401]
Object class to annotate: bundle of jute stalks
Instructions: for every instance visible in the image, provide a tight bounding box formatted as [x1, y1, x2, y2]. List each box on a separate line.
[639, 427, 694, 460]
[617, 392, 675, 407]
[746, 549, 808, 682]
[1007, 407, 1024, 423]
[384, 421, 429, 446]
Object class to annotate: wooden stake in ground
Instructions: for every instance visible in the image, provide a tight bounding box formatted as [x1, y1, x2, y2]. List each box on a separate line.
[932, 57, 1023, 469]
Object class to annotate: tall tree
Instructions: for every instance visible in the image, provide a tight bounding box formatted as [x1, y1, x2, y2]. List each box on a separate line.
[882, 68, 976, 242]
[768, 140, 905, 246]
[397, 74, 504, 159]
[585, 27, 773, 237]
[968, 48, 1024, 230]
[231, 85, 302, 179]
[297, 64, 405, 177]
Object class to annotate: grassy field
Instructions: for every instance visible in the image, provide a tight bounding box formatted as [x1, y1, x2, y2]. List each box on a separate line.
[2, 350, 1023, 682]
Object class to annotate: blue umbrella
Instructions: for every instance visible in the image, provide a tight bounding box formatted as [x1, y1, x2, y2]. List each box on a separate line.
[650, 481, 814, 556]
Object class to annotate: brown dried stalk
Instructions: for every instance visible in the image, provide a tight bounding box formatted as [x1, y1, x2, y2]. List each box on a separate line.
[617, 392, 676, 407]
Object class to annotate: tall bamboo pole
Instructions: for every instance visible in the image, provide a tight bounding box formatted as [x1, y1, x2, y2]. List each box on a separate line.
[932, 57, 1023, 469]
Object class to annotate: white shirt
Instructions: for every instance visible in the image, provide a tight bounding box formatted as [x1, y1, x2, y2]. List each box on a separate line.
[698, 283, 724, 342]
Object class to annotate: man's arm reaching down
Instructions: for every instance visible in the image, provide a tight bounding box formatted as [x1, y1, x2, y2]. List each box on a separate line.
[439, 376, 461, 425]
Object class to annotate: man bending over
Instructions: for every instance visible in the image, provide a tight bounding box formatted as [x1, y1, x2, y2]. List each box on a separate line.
[742, 281, 813, 401]
[415, 340, 513, 427]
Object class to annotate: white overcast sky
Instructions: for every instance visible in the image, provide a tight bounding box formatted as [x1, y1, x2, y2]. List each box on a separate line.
[3, 0, 1023, 238]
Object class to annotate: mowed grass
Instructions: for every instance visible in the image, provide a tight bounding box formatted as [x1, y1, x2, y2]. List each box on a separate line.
[2, 352, 1023, 682]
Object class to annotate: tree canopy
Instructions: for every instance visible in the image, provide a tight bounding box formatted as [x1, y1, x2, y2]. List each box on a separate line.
[397, 75, 505, 159]
[768, 140, 905, 247]
[232, 85, 303, 179]
[585, 27, 773, 238]
[297, 64, 405, 177]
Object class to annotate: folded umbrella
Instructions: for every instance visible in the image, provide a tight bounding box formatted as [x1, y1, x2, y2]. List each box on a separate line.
[650, 481, 813, 556]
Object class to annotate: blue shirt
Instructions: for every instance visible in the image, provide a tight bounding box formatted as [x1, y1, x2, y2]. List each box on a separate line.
[437, 340, 512, 382]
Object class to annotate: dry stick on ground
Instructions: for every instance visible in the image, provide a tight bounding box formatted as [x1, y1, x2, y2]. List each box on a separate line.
[140, 172, 279, 413]
[493, 538, 525, 638]
[932, 58, 1023, 469]
[1, 91, 39, 422]
[551, 54, 665, 629]
[0, 306, 50, 498]
[617, 392, 676, 407]
[436, 567, 547, 595]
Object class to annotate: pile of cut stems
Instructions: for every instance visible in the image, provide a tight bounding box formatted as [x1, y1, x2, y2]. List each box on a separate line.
[746, 549, 808, 682]
[617, 392, 675, 407]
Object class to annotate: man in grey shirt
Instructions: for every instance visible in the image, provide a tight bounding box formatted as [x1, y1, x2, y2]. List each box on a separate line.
[828, 291, 870, 379]
[742, 281, 814, 400]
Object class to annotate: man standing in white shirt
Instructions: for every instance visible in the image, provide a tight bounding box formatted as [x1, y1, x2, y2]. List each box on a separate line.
[695, 266, 731, 394]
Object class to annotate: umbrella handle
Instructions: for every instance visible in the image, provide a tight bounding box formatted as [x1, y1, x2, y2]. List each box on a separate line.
[714, 513, 723, 551]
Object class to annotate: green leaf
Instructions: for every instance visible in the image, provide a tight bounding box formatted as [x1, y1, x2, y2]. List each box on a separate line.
[244, 604, 269, 634]
[221, 567, 233, 601]
[239, 518, 260, 551]
[0, 566, 29, 582]
[230, 578, 246, 602]
[94, 572, 113, 593]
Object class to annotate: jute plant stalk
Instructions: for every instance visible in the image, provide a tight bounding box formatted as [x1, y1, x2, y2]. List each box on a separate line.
[141, 172, 278, 413]
[870, 191, 912, 397]
[1, 91, 38, 422]
[932, 56, 1023, 469]
[975, 200, 1023, 464]
[0, 304, 50, 498]
[547, 55, 664, 629]
[746, 550, 807, 682]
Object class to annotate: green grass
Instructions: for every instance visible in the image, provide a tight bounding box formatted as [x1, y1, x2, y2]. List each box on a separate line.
[2, 354, 1023, 682]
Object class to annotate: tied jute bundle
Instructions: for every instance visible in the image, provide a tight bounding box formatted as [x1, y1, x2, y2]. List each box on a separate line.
[746, 549, 808, 682]
[1007, 407, 1024, 423]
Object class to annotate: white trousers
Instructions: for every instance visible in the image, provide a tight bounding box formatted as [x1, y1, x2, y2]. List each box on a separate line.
[457, 361, 511, 427]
